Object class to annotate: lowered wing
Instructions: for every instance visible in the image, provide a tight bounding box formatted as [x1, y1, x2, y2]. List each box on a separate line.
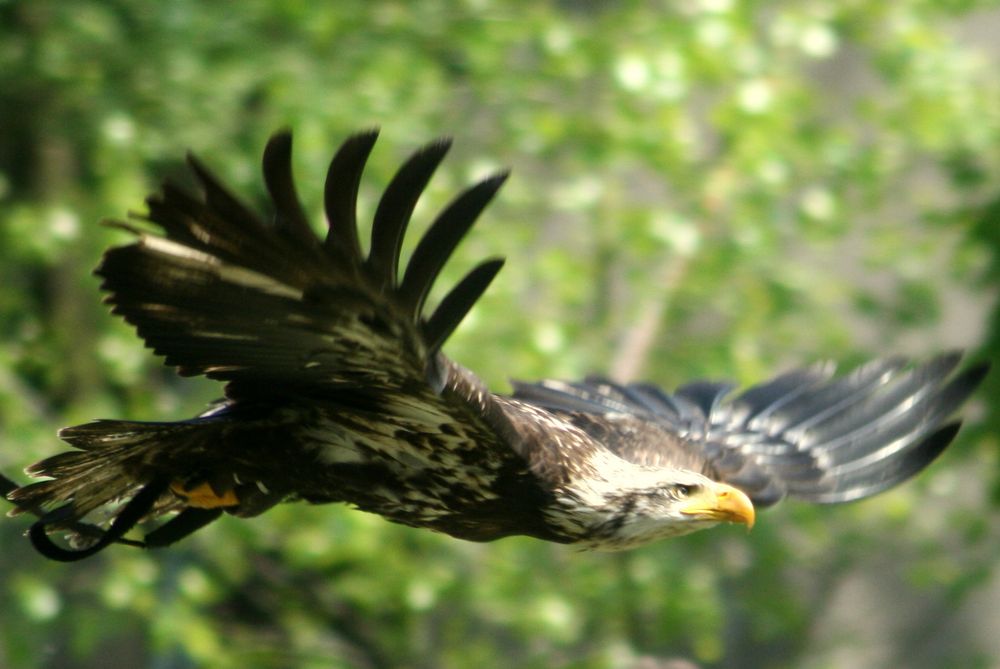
[512, 354, 988, 507]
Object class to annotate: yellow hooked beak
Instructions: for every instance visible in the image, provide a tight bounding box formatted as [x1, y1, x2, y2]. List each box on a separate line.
[679, 481, 755, 529]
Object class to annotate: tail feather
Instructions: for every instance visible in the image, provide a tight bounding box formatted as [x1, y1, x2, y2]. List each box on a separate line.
[8, 414, 290, 560]
[9, 420, 204, 521]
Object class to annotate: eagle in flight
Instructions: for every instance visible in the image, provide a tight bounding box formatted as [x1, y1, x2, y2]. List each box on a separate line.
[5, 131, 988, 561]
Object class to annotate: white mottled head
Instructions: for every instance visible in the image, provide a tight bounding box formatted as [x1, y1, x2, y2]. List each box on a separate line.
[550, 457, 756, 550]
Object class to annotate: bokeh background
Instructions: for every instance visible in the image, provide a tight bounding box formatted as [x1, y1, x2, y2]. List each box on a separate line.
[1, 2, 999, 668]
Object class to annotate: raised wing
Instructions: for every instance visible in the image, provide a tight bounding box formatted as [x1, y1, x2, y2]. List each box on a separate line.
[100, 130, 507, 396]
[512, 354, 989, 507]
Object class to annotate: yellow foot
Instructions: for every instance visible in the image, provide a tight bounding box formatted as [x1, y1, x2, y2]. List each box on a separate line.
[170, 481, 239, 509]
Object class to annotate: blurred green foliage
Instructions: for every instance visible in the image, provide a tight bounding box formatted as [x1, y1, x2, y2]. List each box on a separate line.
[1, 1, 998, 668]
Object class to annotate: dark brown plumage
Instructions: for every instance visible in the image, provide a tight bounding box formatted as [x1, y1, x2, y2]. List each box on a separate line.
[3, 130, 989, 561]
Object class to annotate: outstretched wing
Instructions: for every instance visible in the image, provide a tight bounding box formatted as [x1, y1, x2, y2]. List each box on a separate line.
[98, 130, 507, 396]
[512, 354, 988, 507]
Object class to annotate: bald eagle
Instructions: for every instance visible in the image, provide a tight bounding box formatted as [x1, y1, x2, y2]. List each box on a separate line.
[5, 131, 988, 561]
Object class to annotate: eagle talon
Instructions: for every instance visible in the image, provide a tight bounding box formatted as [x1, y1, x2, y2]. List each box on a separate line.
[170, 481, 239, 509]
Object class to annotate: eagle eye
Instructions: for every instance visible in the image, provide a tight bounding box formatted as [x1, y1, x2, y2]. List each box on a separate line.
[673, 483, 697, 497]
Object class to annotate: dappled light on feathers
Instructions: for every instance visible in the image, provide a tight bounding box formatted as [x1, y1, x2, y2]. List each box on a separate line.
[2, 131, 988, 560]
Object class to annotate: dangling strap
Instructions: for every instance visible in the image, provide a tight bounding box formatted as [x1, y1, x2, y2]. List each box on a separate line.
[143, 507, 222, 547]
[10, 474, 225, 561]
[29, 478, 170, 562]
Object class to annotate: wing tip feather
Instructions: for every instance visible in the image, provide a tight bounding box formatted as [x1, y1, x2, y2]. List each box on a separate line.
[367, 136, 455, 287]
[423, 257, 506, 354]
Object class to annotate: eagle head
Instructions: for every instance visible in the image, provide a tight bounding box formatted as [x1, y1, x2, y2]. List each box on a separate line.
[558, 465, 756, 550]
